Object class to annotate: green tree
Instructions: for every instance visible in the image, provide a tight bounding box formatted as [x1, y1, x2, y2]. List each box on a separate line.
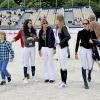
[0, 0, 100, 17]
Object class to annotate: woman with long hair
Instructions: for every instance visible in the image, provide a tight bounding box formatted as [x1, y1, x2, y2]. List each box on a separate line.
[55, 15, 71, 88]
[75, 19, 97, 89]
[88, 15, 100, 66]
[22, 19, 38, 83]
[38, 18, 56, 83]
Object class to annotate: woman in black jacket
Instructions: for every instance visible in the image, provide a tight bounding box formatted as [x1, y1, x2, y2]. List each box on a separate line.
[38, 18, 56, 83]
[55, 15, 71, 88]
[75, 19, 97, 89]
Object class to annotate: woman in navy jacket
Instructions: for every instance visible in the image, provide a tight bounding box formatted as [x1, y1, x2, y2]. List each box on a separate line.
[38, 18, 56, 83]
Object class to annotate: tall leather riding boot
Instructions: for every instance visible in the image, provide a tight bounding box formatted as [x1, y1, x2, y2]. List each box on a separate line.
[24, 67, 27, 78]
[60, 69, 67, 84]
[88, 69, 92, 82]
[31, 66, 35, 76]
[82, 67, 89, 89]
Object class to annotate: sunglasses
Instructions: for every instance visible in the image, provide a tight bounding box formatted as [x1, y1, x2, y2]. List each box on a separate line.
[83, 23, 88, 25]
[29, 23, 32, 24]
[43, 22, 48, 24]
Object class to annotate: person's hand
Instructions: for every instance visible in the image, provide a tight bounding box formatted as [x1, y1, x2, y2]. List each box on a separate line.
[9, 59, 13, 62]
[75, 54, 78, 60]
[89, 39, 93, 43]
[11, 39, 15, 44]
[39, 50, 42, 57]
[27, 37, 33, 40]
[34, 36, 38, 41]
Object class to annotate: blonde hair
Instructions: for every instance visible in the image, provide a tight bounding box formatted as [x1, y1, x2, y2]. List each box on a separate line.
[56, 14, 65, 33]
[83, 19, 90, 24]
[40, 18, 48, 29]
[0, 31, 6, 40]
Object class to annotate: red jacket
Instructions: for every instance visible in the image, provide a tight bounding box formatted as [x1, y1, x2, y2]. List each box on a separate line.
[14, 29, 24, 48]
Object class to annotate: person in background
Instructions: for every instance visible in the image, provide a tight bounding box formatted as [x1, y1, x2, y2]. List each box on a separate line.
[89, 15, 100, 66]
[89, 15, 100, 39]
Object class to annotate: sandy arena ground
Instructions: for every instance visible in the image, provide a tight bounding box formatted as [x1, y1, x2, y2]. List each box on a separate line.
[0, 33, 100, 100]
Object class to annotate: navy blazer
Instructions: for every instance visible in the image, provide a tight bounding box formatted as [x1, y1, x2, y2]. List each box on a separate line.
[38, 26, 55, 51]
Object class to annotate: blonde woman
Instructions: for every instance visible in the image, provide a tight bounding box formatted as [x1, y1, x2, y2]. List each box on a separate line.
[38, 18, 56, 83]
[75, 19, 97, 89]
[55, 15, 71, 88]
[0, 31, 14, 85]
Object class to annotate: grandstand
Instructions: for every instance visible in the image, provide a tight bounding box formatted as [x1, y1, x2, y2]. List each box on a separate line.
[0, 6, 95, 29]
[65, 6, 95, 28]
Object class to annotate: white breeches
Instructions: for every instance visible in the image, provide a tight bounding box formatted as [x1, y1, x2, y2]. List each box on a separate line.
[23, 47, 35, 67]
[80, 46, 93, 70]
[41, 47, 55, 80]
[58, 47, 68, 70]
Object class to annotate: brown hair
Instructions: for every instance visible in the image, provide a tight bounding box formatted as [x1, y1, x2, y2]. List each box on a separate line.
[0, 31, 6, 40]
[23, 19, 36, 36]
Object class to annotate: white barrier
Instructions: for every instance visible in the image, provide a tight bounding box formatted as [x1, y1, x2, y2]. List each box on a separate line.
[0, 30, 19, 35]
[0, 28, 83, 36]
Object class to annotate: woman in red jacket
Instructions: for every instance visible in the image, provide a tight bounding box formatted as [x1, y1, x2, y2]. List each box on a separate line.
[11, 29, 30, 80]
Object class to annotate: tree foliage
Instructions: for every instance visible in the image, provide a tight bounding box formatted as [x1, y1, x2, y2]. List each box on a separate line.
[0, 0, 100, 17]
